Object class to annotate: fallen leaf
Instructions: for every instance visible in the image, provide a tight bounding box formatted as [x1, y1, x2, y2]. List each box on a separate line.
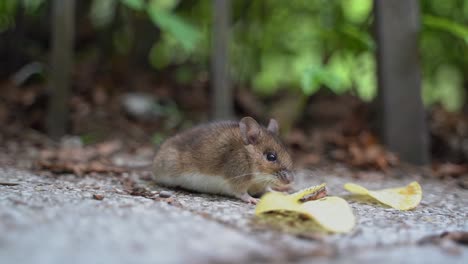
[37, 160, 125, 176]
[121, 177, 156, 199]
[295, 153, 321, 167]
[327, 130, 399, 171]
[432, 163, 468, 178]
[95, 140, 122, 156]
[285, 129, 308, 149]
[36, 140, 127, 175]
[344, 182, 422, 210]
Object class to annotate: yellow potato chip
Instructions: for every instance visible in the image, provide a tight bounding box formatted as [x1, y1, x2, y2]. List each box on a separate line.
[300, 196, 356, 233]
[343, 181, 422, 210]
[255, 184, 356, 233]
[289, 183, 327, 202]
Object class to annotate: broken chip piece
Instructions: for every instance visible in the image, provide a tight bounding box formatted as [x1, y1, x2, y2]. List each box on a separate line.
[255, 183, 355, 233]
[343, 181, 422, 210]
[289, 183, 327, 202]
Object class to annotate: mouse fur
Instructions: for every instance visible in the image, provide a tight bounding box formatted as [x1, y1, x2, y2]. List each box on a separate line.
[152, 117, 294, 203]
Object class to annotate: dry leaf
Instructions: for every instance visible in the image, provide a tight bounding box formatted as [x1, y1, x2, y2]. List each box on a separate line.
[36, 140, 126, 175]
[432, 163, 468, 178]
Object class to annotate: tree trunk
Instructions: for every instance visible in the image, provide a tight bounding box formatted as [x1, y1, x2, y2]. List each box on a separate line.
[211, 0, 233, 120]
[47, 0, 75, 139]
[374, 0, 430, 164]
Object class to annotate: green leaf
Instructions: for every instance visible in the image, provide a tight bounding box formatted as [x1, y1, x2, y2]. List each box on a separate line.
[21, 0, 45, 14]
[0, 0, 18, 32]
[340, 25, 375, 50]
[174, 67, 194, 84]
[90, 0, 117, 28]
[119, 0, 145, 11]
[341, 0, 372, 24]
[301, 67, 322, 96]
[423, 15, 468, 44]
[464, 2, 468, 21]
[428, 2, 458, 18]
[295, 51, 322, 95]
[422, 79, 437, 106]
[253, 54, 292, 94]
[325, 52, 353, 94]
[301, 52, 358, 96]
[148, 1, 200, 51]
[149, 35, 183, 69]
[423, 66, 465, 111]
[434, 64, 464, 111]
[352, 52, 376, 101]
[150, 0, 179, 11]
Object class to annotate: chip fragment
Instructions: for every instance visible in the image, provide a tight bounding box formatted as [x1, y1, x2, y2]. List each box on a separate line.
[255, 184, 356, 233]
[344, 181, 422, 210]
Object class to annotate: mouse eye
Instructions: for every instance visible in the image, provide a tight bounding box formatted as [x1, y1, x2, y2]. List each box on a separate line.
[266, 152, 277, 162]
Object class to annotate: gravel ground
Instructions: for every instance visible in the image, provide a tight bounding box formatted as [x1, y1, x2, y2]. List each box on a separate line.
[0, 166, 467, 264]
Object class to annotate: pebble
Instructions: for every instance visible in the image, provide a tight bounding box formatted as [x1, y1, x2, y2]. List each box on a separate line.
[159, 191, 172, 198]
[93, 194, 105, 200]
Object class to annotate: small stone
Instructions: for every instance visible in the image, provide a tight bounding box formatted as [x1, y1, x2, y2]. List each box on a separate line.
[93, 194, 104, 200]
[159, 191, 172, 198]
[458, 178, 468, 189]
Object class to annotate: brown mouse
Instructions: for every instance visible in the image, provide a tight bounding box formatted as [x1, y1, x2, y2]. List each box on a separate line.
[152, 117, 294, 204]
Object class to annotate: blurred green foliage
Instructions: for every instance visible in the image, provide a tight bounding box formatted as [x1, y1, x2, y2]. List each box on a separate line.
[420, 1, 468, 111]
[0, 0, 17, 32]
[1, 0, 467, 111]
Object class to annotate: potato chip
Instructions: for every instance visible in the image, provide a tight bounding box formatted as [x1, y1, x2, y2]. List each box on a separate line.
[343, 181, 422, 210]
[289, 183, 327, 202]
[255, 184, 356, 233]
[300, 196, 356, 233]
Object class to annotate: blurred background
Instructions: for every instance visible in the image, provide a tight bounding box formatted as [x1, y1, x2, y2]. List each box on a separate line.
[0, 0, 467, 175]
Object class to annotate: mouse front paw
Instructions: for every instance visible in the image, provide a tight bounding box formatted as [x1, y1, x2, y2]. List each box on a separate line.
[237, 193, 259, 204]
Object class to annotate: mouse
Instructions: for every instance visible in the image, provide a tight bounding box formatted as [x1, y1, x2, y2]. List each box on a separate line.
[152, 116, 294, 204]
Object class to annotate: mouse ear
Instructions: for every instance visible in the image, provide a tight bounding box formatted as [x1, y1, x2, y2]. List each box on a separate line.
[267, 118, 279, 135]
[239, 117, 261, 145]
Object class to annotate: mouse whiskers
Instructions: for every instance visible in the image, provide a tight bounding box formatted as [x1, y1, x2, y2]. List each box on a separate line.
[250, 174, 275, 186]
[229, 172, 262, 181]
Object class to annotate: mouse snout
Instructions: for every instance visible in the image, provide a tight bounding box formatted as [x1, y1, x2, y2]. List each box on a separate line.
[278, 170, 294, 184]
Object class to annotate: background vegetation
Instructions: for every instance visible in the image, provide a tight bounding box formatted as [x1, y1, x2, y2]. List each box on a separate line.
[0, 0, 467, 111]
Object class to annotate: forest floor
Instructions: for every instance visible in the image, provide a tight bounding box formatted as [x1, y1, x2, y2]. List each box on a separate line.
[0, 149, 467, 263]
